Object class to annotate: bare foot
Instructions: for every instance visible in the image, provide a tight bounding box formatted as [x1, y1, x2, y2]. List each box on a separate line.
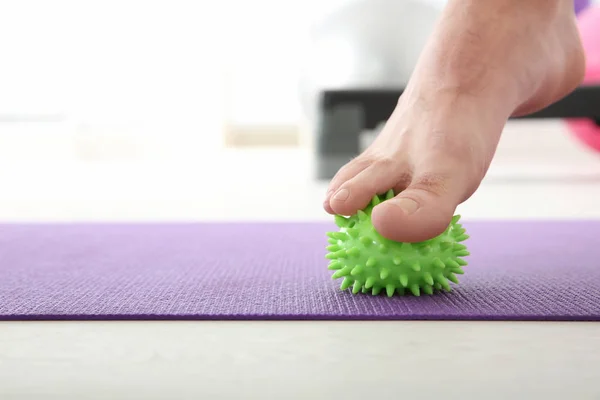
[323, 0, 585, 242]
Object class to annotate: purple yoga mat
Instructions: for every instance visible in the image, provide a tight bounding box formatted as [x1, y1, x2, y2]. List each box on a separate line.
[1, 221, 599, 321]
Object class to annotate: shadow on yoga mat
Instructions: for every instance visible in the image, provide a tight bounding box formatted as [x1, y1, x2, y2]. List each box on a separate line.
[0, 221, 599, 321]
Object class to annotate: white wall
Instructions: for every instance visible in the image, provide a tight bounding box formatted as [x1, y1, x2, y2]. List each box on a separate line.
[221, 0, 357, 127]
[222, 0, 447, 128]
[0, 0, 226, 149]
[0, 0, 447, 131]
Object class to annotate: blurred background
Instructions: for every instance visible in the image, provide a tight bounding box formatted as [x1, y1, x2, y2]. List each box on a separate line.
[1, 0, 600, 223]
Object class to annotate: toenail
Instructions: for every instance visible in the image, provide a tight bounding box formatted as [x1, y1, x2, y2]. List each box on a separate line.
[395, 198, 419, 215]
[333, 188, 349, 201]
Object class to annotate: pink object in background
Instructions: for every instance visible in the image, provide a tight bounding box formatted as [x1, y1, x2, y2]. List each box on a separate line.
[566, 6, 600, 152]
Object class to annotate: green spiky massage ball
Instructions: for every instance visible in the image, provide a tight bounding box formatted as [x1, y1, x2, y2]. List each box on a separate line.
[325, 189, 470, 297]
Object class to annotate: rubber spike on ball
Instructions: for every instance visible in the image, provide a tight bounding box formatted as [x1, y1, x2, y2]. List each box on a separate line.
[325, 191, 471, 296]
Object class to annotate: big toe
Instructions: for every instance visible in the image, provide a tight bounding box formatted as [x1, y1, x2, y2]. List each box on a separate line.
[371, 172, 473, 242]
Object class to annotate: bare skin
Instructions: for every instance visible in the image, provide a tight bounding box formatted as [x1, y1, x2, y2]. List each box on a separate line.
[323, 0, 585, 242]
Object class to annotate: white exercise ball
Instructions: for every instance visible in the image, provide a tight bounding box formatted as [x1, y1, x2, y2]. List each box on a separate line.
[298, 0, 445, 122]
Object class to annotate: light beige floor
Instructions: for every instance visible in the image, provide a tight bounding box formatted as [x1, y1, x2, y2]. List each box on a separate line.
[1, 119, 600, 399]
[2, 321, 600, 400]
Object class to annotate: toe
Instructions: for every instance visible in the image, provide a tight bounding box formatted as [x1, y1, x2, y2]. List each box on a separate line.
[371, 166, 477, 242]
[323, 189, 336, 214]
[329, 158, 404, 216]
[323, 156, 372, 214]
